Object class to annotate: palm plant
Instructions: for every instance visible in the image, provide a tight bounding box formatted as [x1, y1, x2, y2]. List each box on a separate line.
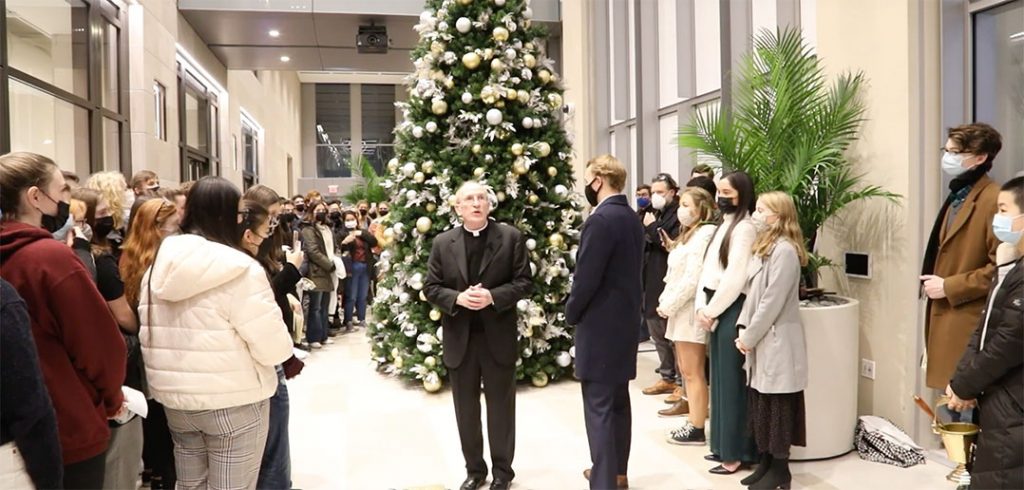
[679, 27, 900, 291]
[342, 156, 388, 205]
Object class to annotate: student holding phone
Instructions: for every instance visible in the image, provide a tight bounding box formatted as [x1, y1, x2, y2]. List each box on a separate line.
[339, 210, 377, 328]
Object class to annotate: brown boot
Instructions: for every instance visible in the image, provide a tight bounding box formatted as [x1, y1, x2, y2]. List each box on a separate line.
[642, 379, 676, 395]
[658, 399, 690, 417]
[583, 468, 629, 489]
[665, 386, 684, 404]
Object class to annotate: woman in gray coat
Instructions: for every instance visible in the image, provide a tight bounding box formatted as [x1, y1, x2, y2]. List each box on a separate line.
[734, 191, 808, 490]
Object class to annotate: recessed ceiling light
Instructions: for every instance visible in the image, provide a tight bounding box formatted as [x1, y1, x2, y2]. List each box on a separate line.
[280, 56, 291, 62]
[269, 29, 280, 38]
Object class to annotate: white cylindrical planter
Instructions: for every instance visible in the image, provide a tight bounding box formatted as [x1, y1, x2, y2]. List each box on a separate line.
[792, 297, 860, 461]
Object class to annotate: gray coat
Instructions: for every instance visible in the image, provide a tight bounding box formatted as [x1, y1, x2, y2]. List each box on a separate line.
[737, 239, 807, 394]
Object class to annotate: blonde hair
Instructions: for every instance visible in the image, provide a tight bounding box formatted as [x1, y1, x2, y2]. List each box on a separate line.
[667, 187, 716, 250]
[585, 154, 627, 191]
[752, 191, 808, 266]
[69, 199, 87, 222]
[0, 152, 59, 217]
[86, 171, 128, 230]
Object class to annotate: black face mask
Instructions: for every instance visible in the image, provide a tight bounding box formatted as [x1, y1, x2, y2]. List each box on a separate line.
[379, 209, 389, 217]
[369, 212, 378, 219]
[717, 197, 739, 215]
[281, 213, 296, 224]
[315, 212, 327, 223]
[295, 204, 306, 213]
[584, 178, 601, 207]
[39, 193, 71, 234]
[329, 211, 342, 222]
[359, 209, 368, 216]
[93, 216, 115, 239]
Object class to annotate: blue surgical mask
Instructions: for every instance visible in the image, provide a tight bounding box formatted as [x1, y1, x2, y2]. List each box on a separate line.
[993, 213, 1023, 245]
[636, 197, 650, 209]
[51, 213, 75, 242]
[942, 152, 969, 177]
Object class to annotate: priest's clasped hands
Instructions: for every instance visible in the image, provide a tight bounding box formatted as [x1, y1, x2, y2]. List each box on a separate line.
[456, 284, 494, 310]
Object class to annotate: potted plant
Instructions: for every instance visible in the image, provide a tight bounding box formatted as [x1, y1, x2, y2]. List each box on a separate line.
[678, 27, 900, 459]
[341, 156, 388, 205]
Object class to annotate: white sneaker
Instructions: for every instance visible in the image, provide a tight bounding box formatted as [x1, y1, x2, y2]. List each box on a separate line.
[311, 342, 322, 349]
[293, 348, 309, 360]
[324, 338, 336, 345]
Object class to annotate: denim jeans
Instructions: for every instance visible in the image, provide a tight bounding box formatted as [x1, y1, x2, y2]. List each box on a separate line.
[344, 262, 370, 324]
[305, 291, 329, 344]
[257, 368, 290, 490]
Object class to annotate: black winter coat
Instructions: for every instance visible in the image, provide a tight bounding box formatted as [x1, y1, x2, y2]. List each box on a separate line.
[951, 258, 1023, 490]
[642, 198, 680, 318]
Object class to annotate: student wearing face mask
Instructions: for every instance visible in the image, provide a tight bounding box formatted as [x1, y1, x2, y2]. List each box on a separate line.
[299, 202, 336, 348]
[292, 195, 307, 220]
[695, 170, 758, 476]
[339, 209, 378, 329]
[635, 184, 652, 213]
[86, 171, 131, 261]
[733, 192, 808, 490]
[945, 177, 1024, 490]
[72, 187, 145, 490]
[657, 188, 718, 442]
[641, 173, 684, 409]
[921, 123, 1002, 392]
[0, 152, 128, 489]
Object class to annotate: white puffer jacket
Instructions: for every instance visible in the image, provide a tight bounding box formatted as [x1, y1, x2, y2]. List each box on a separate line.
[139, 234, 293, 411]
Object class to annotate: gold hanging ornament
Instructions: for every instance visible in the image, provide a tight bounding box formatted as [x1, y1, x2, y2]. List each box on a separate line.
[416, 216, 433, 233]
[483, 48, 494, 60]
[495, 100, 506, 108]
[534, 141, 552, 157]
[523, 53, 537, 68]
[473, 167, 486, 177]
[547, 93, 563, 109]
[462, 52, 482, 70]
[472, 144, 483, 154]
[538, 69, 552, 84]
[431, 99, 448, 115]
[426, 202, 437, 213]
[480, 85, 499, 104]
[505, 89, 518, 101]
[511, 143, 525, 156]
[496, 191, 507, 202]
[518, 90, 530, 103]
[429, 309, 442, 321]
[513, 159, 528, 175]
[547, 166, 558, 177]
[457, 0, 472, 5]
[528, 193, 539, 204]
[422, 160, 434, 173]
[549, 232, 565, 248]
[423, 372, 442, 392]
[430, 41, 445, 56]
[490, 58, 506, 72]
[531, 371, 549, 388]
[419, 291, 427, 302]
[492, 26, 510, 42]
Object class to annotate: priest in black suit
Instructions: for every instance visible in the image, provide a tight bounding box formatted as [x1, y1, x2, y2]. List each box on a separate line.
[424, 181, 533, 490]
[566, 155, 645, 490]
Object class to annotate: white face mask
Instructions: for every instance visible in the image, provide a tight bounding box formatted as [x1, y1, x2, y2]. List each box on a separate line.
[678, 208, 698, 227]
[750, 211, 772, 232]
[941, 152, 969, 177]
[345, 221, 358, 230]
[651, 193, 667, 210]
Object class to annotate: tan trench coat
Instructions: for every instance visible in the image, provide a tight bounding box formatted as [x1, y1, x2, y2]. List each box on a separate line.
[925, 175, 1000, 388]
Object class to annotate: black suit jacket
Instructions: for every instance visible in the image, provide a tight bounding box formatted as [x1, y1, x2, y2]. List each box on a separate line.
[566, 195, 645, 383]
[424, 221, 533, 369]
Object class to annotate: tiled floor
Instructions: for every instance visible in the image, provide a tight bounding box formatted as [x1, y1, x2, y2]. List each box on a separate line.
[288, 332, 951, 490]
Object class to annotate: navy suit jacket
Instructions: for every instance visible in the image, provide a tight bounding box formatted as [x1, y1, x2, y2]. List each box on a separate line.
[566, 194, 645, 383]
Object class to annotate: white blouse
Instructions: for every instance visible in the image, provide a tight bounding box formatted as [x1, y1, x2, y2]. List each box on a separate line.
[695, 214, 757, 319]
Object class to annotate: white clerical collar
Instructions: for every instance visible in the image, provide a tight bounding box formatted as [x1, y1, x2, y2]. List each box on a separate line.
[463, 221, 489, 237]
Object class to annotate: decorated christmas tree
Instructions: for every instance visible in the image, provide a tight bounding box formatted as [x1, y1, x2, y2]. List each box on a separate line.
[369, 0, 583, 392]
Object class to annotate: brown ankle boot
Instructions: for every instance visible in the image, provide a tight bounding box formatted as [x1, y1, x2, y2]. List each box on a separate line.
[658, 399, 690, 417]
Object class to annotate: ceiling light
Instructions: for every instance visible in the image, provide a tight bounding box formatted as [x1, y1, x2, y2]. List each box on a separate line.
[280, 56, 291, 62]
[269, 29, 280, 38]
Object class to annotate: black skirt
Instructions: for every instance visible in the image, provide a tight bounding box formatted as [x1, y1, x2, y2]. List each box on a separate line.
[748, 389, 807, 456]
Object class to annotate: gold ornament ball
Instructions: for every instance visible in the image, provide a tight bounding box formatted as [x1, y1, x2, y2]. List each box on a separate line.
[547, 93, 563, 109]
[462, 52, 482, 70]
[511, 143, 525, 156]
[483, 48, 494, 60]
[430, 41, 445, 55]
[472, 144, 483, 154]
[448, 195, 458, 206]
[495, 100, 506, 108]
[444, 78, 454, 89]
[523, 53, 537, 68]
[431, 99, 448, 115]
[531, 371, 549, 388]
[496, 191, 507, 202]
[394, 356, 404, 369]
[387, 158, 400, 173]
[492, 26, 510, 42]
[413, 172, 425, 183]
[416, 216, 433, 234]
[419, 291, 427, 301]
[549, 232, 565, 248]
[473, 167, 485, 177]
[538, 70, 552, 84]
[457, 0, 472, 5]
[426, 202, 437, 213]
[422, 160, 434, 173]
[391, 347, 401, 359]
[383, 228, 396, 241]
[535, 141, 552, 157]
[423, 373, 443, 392]
[424, 356, 437, 368]
[528, 194, 539, 204]
[547, 166, 558, 177]
[518, 90, 530, 102]
[505, 89, 518, 101]
[490, 59, 506, 72]
[429, 309, 442, 321]
[513, 161, 528, 175]
[480, 86, 499, 104]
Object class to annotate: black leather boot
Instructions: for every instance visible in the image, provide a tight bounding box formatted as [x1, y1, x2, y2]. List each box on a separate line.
[750, 457, 791, 490]
[741, 453, 772, 486]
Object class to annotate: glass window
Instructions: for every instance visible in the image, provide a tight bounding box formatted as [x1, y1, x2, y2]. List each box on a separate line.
[102, 117, 119, 171]
[360, 84, 397, 175]
[315, 84, 353, 178]
[5, 0, 90, 98]
[184, 89, 200, 149]
[154, 81, 166, 141]
[973, 0, 1024, 182]
[8, 78, 91, 177]
[241, 119, 258, 190]
[694, 0, 722, 95]
[100, 21, 119, 111]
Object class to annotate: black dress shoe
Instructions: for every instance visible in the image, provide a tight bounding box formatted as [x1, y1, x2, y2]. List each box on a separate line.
[704, 453, 722, 462]
[708, 463, 749, 475]
[460, 476, 487, 490]
[489, 478, 512, 490]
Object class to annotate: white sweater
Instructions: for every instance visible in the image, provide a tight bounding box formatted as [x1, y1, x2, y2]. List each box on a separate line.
[658, 224, 718, 318]
[695, 214, 756, 320]
[139, 234, 293, 411]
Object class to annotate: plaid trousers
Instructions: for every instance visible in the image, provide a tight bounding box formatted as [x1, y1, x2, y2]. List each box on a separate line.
[165, 399, 270, 490]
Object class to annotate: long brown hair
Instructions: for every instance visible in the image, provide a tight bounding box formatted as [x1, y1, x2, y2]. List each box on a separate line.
[244, 184, 285, 266]
[239, 200, 277, 276]
[120, 199, 178, 308]
[667, 187, 716, 250]
[71, 187, 111, 254]
[752, 191, 808, 267]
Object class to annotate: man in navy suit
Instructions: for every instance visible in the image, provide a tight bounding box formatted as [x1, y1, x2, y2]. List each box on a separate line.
[566, 155, 645, 489]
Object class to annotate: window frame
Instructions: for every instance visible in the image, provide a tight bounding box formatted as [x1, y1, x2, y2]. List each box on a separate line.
[177, 61, 220, 180]
[154, 80, 167, 141]
[0, 0, 131, 174]
[240, 112, 260, 190]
